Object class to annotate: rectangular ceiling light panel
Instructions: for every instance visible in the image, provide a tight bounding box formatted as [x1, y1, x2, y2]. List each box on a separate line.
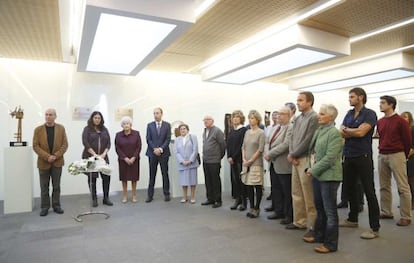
[86, 14, 176, 74]
[77, 0, 195, 75]
[291, 52, 414, 92]
[300, 69, 414, 92]
[212, 47, 335, 85]
[202, 24, 349, 85]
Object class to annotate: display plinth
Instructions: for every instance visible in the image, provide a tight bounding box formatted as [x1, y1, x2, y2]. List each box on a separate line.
[4, 147, 34, 214]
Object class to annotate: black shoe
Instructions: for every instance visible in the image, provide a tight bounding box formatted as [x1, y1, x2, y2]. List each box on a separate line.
[201, 200, 214, 206]
[103, 198, 113, 206]
[267, 213, 284, 220]
[145, 197, 153, 203]
[239, 204, 246, 211]
[337, 201, 348, 208]
[39, 209, 48, 216]
[286, 223, 306, 230]
[92, 199, 98, 207]
[212, 202, 222, 208]
[280, 218, 292, 225]
[264, 206, 274, 212]
[53, 207, 64, 214]
[266, 194, 272, 200]
[164, 195, 171, 202]
[230, 200, 241, 210]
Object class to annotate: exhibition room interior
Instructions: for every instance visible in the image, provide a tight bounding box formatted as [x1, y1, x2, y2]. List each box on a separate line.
[0, 1, 414, 262]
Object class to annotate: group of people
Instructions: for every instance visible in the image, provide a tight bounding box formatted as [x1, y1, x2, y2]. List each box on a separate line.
[32, 87, 413, 254]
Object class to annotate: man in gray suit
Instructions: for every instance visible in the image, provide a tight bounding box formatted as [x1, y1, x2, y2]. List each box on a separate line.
[264, 106, 293, 224]
[201, 115, 226, 208]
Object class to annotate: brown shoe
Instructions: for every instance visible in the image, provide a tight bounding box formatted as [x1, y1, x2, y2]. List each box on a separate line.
[396, 218, 411, 226]
[303, 236, 315, 243]
[314, 245, 331, 253]
[379, 213, 394, 219]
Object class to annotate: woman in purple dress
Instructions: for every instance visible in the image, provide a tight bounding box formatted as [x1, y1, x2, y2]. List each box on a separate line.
[82, 111, 112, 207]
[115, 116, 142, 203]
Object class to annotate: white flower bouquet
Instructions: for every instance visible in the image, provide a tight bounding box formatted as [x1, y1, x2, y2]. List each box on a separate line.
[68, 156, 112, 175]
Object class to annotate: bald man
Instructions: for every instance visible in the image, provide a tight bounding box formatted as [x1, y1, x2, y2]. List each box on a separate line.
[33, 109, 68, 216]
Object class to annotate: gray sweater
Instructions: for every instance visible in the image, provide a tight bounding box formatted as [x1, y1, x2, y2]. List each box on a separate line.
[289, 109, 319, 158]
[202, 126, 226, 163]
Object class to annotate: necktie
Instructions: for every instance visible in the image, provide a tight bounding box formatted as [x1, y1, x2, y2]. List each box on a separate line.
[269, 126, 281, 149]
[157, 122, 161, 135]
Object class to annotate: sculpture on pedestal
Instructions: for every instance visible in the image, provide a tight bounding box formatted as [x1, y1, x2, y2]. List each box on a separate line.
[9, 106, 27, 146]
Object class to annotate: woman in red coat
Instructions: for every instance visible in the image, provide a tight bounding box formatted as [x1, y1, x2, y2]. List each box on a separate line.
[115, 116, 142, 203]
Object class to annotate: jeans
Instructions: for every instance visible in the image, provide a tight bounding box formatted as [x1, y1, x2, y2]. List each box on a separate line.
[313, 179, 340, 252]
[343, 154, 380, 231]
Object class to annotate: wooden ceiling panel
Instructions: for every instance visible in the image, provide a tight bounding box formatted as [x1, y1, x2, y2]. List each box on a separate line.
[0, 0, 61, 61]
[148, 0, 319, 71]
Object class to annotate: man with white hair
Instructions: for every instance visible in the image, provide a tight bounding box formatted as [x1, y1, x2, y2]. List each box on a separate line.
[201, 115, 226, 208]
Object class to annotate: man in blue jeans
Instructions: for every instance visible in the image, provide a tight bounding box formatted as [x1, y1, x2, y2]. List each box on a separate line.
[339, 87, 380, 239]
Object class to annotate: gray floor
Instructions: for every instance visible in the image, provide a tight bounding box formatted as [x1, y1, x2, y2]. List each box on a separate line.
[0, 187, 413, 263]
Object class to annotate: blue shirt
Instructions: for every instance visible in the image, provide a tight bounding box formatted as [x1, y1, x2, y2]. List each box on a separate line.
[342, 106, 377, 158]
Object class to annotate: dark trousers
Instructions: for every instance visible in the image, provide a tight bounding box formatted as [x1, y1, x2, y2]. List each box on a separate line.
[246, 185, 263, 209]
[148, 156, 170, 198]
[339, 177, 364, 205]
[277, 172, 293, 222]
[39, 167, 62, 209]
[343, 155, 380, 231]
[230, 161, 246, 201]
[313, 179, 340, 252]
[87, 172, 111, 199]
[203, 163, 222, 202]
[270, 163, 284, 215]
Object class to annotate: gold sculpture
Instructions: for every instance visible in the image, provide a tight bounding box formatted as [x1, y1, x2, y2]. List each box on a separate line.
[9, 106, 27, 146]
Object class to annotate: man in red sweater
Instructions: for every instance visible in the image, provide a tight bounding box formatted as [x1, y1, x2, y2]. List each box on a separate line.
[377, 95, 412, 226]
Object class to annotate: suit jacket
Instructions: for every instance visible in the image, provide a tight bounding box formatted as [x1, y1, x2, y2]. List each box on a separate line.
[174, 134, 199, 170]
[266, 123, 292, 174]
[146, 121, 171, 158]
[33, 123, 68, 169]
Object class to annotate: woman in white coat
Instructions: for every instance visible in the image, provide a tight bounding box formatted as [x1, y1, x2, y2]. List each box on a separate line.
[174, 124, 199, 203]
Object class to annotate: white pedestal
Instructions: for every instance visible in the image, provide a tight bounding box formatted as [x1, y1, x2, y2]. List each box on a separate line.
[4, 147, 34, 214]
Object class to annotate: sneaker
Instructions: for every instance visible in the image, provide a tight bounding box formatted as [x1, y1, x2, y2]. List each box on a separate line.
[360, 230, 379, 239]
[339, 219, 358, 228]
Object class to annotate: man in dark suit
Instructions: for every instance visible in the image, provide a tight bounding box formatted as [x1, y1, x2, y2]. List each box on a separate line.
[145, 107, 171, 202]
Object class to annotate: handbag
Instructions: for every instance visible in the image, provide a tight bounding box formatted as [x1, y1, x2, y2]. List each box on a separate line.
[189, 134, 201, 165]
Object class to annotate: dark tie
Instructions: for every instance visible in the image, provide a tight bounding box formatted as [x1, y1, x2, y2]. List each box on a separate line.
[269, 126, 281, 150]
[157, 122, 161, 135]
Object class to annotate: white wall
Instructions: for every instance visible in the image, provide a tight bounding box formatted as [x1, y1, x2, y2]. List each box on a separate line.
[2, 58, 397, 200]
[0, 58, 301, 200]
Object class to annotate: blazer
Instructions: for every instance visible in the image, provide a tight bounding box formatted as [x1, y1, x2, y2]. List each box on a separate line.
[174, 134, 199, 170]
[33, 123, 68, 169]
[146, 121, 171, 158]
[266, 123, 293, 174]
[307, 124, 343, 181]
